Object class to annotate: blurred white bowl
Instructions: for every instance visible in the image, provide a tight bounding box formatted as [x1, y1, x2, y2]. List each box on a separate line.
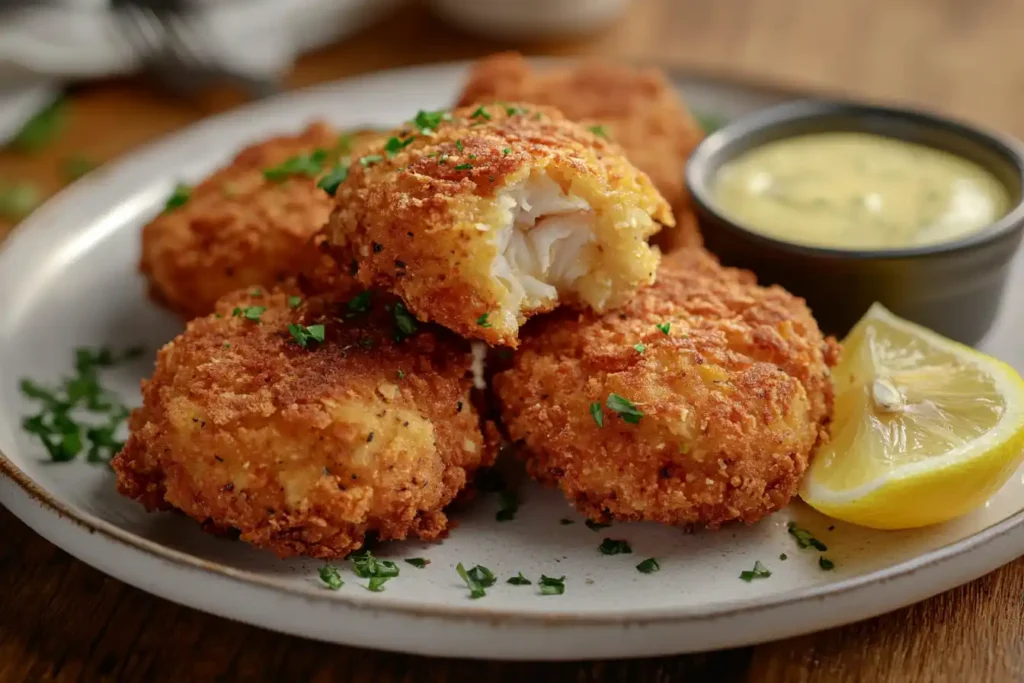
[429, 0, 629, 40]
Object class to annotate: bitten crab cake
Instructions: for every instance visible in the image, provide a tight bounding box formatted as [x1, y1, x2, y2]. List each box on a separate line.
[494, 249, 840, 528]
[327, 102, 674, 347]
[112, 288, 494, 558]
[140, 123, 380, 320]
[457, 52, 705, 250]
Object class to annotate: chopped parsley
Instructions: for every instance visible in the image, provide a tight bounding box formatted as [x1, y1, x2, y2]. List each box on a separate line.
[263, 149, 327, 181]
[0, 181, 41, 221]
[739, 560, 771, 582]
[538, 575, 565, 596]
[456, 563, 495, 599]
[585, 519, 610, 532]
[477, 312, 492, 328]
[696, 113, 725, 134]
[633, 343, 646, 354]
[10, 98, 65, 152]
[62, 155, 96, 182]
[504, 105, 528, 116]
[819, 557, 835, 571]
[19, 346, 142, 463]
[502, 147, 511, 155]
[606, 393, 643, 424]
[360, 154, 384, 167]
[496, 490, 518, 522]
[636, 558, 660, 574]
[455, 139, 464, 152]
[393, 302, 419, 341]
[454, 163, 473, 171]
[559, 518, 575, 525]
[412, 109, 451, 134]
[163, 183, 192, 212]
[787, 522, 828, 551]
[384, 135, 415, 158]
[319, 563, 344, 590]
[287, 296, 302, 309]
[346, 291, 372, 315]
[316, 164, 349, 196]
[589, 402, 604, 428]
[405, 558, 430, 568]
[233, 305, 266, 322]
[287, 323, 325, 348]
[588, 124, 610, 139]
[470, 105, 492, 121]
[598, 538, 633, 556]
[779, 553, 788, 561]
[349, 549, 400, 592]
[507, 572, 531, 586]
[656, 322, 671, 335]
[397, 370, 405, 380]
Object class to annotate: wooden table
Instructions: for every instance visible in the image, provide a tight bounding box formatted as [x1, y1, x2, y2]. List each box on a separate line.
[2, 0, 1023, 680]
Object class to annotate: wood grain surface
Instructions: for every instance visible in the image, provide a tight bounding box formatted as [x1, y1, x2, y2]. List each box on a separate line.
[2, 0, 1024, 680]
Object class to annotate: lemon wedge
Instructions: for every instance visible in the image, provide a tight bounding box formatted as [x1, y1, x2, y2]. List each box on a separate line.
[800, 303, 1024, 529]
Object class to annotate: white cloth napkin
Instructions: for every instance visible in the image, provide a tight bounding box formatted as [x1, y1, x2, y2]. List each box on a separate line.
[0, 0, 399, 140]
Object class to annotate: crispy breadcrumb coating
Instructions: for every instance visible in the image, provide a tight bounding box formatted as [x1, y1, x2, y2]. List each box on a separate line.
[457, 52, 704, 250]
[140, 124, 379, 319]
[112, 288, 494, 558]
[327, 102, 673, 347]
[494, 249, 840, 527]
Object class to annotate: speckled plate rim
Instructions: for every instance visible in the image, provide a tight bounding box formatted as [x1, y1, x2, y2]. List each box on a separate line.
[0, 60, 1022, 655]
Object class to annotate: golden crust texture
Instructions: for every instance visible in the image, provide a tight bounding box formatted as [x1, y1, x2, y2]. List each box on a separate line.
[327, 102, 673, 347]
[140, 124, 380, 320]
[457, 52, 705, 251]
[112, 288, 494, 558]
[493, 249, 840, 528]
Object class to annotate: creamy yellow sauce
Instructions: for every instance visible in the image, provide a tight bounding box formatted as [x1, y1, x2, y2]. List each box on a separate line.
[712, 132, 1011, 249]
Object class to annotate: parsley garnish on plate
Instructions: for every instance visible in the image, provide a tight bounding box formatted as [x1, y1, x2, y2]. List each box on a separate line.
[346, 291, 372, 316]
[470, 105, 492, 121]
[163, 183, 191, 212]
[560, 518, 575, 525]
[588, 124, 609, 139]
[780, 553, 788, 561]
[456, 563, 496, 599]
[233, 305, 266, 322]
[633, 343, 646, 354]
[507, 572, 531, 586]
[819, 557, 835, 571]
[263, 149, 327, 181]
[10, 98, 65, 152]
[496, 490, 518, 522]
[656, 322, 671, 335]
[787, 522, 828, 551]
[317, 164, 348, 196]
[287, 296, 302, 309]
[412, 109, 451, 134]
[287, 323, 325, 349]
[319, 563, 344, 590]
[455, 139, 464, 152]
[477, 312, 492, 328]
[539, 575, 566, 596]
[454, 163, 473, 171]
[606, 393, 643, 424]
[598, 538, 632, 555]
[405, 558, 430, 569]
[696, 113, 725, 134]
[384, 135, 416, 158]
[589, 401, 605, 428]
[349, 549, 400, 592]
[393, 302, 419, 341]
[62, 155, 96, 182]
[636, 558, 660, 574]
[739, 560, 771, 582]
[585, 519, 610, 532]
[360, 154, 384, 167]
[502, 147, 511, 155]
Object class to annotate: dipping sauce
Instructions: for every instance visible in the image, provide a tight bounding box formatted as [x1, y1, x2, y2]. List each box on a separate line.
[713, 132, 1012, 249]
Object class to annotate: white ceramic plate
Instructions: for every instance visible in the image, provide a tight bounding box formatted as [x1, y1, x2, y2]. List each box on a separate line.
[1, 62, 1023, 661]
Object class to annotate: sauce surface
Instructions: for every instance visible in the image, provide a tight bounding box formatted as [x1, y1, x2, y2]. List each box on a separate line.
[712, 132, 1011, 249]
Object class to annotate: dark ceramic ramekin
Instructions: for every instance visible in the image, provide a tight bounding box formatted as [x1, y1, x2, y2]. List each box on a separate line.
[685, 100, 1024, 345]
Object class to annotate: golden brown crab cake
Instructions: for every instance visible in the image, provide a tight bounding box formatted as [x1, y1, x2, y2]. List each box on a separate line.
[112, 288, 494, 559]
[327, 103, 674, 347]
[457, 52, 705, 250]
[140, 124, 381, 320]
[493, 249, 839, 528]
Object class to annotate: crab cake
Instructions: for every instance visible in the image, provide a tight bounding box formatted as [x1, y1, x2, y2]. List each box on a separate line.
[494, 249, 839, 528]
[112, 288, 493, 559]
[457, 52, 705, 250]
[327, 103, 673, 347]
[141, 124, 379, 319]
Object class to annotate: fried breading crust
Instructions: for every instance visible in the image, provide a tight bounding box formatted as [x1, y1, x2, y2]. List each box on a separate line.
[494, 249, 840, 527]
[457, 52, 704, 250]
[327, 102, 673, 347]
[112, 288, 494, 558]
[140, 125, 380, 320]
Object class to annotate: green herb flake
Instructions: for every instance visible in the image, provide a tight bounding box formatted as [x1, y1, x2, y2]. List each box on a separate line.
[585, 519, 611, 532]
[347, 291, 372, 315]
[696, 113, 725, 134]
[588, 124, 610, 139]
[454, 163, 473, 171]
[163, 183, 192, 212]
[348, 549, 399, 592]
[0, 181, 41, 221]
[287, 296, 302, 309]
[412, 109, 451, 134]
[477, 312, 492, 328]
[598, 538, 633, 556]
[787, 522, 828, 551]
[504, 105, 527, 116]
[496, 490, 518, 522]
[319, 563, 344, 590]
[11, 98, 65, 152]
[457, 562, 493, 599]
[780, 553, 788, 561]
[384, 135, 416, 158]
[288, 323, 326, 349]
[62, 155, 96, 182]
[538, 574, 566, 596]
[470, 105, 492, 121]
[656, 322, 671, 335]
[393, 302, 419, 341]
[405, 558, 430, 569]
[589, 401, 604, 428]
[633, 343, 646, 354]
[739, 560, 771, 582]
[507, 572, 531, 586]
[317, 164, 349, 196]
[455, 139, 464, 152]
[606, 393, 643, 424]
[819, 557, 835, 571]
[397, 370, 405, 380]
[263, 151, 326, 181]
[502, 147, 511, 155]
[636, 558, 660, 574]
[559, 518, 575, 525]
[360, 154, 384, 167]
[235, 306, 266, 323]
